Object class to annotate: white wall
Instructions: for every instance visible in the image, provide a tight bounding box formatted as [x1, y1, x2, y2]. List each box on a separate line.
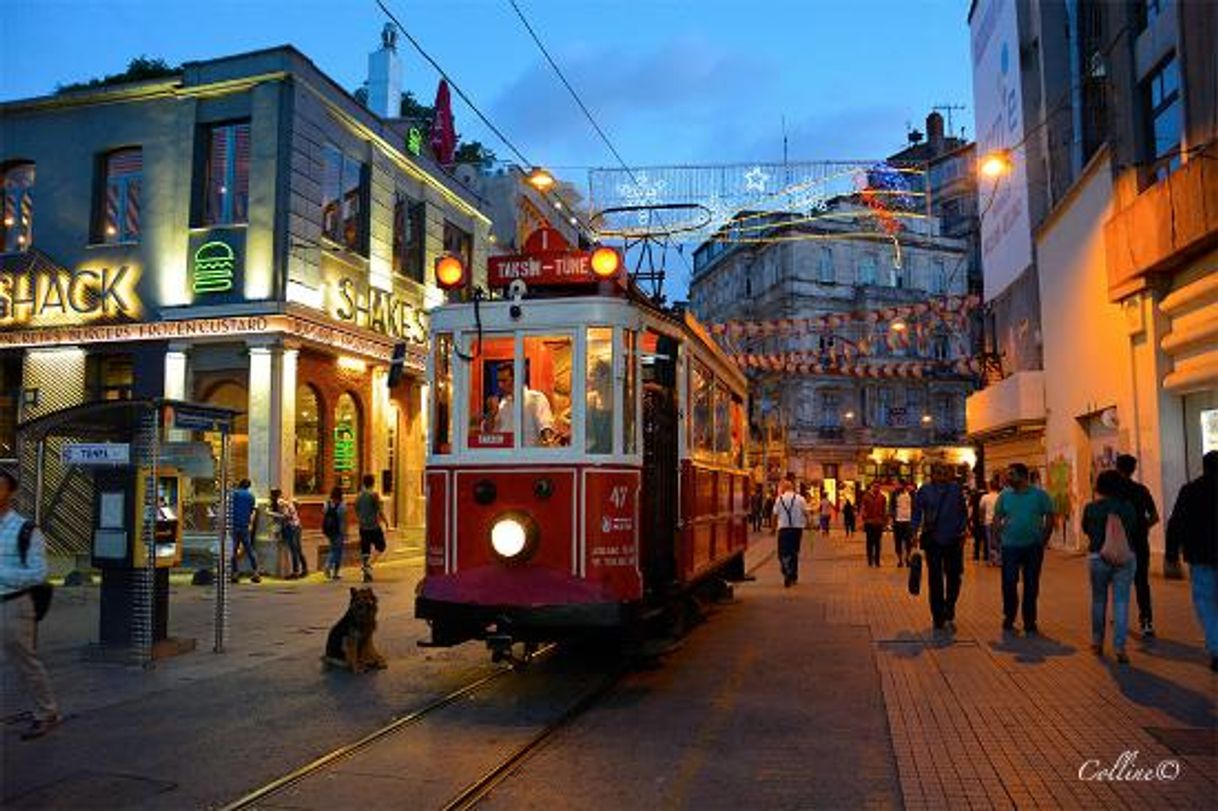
[1037, 155, 1141, 543]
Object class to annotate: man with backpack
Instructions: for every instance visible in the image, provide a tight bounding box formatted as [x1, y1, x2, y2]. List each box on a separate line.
[322, 486, 347, 580]
[0, 469, 60, 740]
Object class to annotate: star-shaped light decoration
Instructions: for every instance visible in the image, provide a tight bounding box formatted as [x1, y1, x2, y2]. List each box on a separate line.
[616, 172, 667, 225]
[743, 165, 770, 193]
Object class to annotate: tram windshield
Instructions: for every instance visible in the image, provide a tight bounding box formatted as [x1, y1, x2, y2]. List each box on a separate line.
[467, 333, 573, 449]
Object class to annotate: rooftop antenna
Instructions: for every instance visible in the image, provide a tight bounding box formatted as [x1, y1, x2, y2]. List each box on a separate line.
[933, 104, 966, 138]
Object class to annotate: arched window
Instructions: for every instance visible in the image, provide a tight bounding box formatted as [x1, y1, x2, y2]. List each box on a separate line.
[2, 162, 35, 252]
[295, 384, 324, 495]
[334, 392, 361, 492]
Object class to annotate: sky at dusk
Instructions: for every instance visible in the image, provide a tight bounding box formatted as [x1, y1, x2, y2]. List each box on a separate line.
[2, 0, 977, 294]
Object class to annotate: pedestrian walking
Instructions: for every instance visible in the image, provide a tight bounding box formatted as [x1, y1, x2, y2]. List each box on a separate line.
[912, 464, 969, 631]
[842, 498, 856, 537]
[268, 489, 307, 579]
[322, 486, 347, 580]
[1165, 450, 1218, 672]
[354, 475, 387, 583]
[969, 486, 987, 561]
[763, 488, 776, 531]
[0, 469, 61, 740]
[230, 478, 260, 583]
[860, 482, 888, 567]
[772, 479, 809, 587]
[892, 482, 914, 567]
[979, 479, 1001, 566]
[818, 493, 833, 537]
[993, 463, 1054, 635]
[750, 487, 764, 533]
[1082, 470, 1138, 663]
[1115, 454, 1159, 638]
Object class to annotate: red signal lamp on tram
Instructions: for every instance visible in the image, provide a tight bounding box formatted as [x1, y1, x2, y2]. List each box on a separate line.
[435, 254, 466, 290]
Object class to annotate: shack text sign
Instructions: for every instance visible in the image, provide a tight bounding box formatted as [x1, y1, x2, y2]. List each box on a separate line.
[0, 265, 141, 328]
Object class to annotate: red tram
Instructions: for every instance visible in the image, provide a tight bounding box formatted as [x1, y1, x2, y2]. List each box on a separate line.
[416, 229, 750, 650]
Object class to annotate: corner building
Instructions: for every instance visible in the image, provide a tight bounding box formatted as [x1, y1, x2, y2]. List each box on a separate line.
[0, 46, 492, 538]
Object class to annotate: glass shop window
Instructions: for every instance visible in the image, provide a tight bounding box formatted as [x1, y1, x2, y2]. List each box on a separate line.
[586, 327, 614, 454]
[334, 392, 361, 493]
[295, 384, 323, 495]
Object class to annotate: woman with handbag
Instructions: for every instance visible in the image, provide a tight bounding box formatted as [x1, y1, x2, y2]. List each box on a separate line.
[268, 489, 307, 579]
[1082, 470, 1139, 663]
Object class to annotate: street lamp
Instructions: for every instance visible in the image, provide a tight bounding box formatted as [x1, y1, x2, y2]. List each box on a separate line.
[978, 149, 1014, 179]
[525, 166, 556, 191]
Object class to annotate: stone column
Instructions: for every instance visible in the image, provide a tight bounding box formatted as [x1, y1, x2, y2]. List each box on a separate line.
[246, 340, 296, 498]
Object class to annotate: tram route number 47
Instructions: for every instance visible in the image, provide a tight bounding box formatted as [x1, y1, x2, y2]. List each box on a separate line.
[608, 485, 629, 509]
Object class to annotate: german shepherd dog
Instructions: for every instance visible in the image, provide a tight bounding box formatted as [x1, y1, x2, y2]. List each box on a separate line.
[323, 587, 387, 673]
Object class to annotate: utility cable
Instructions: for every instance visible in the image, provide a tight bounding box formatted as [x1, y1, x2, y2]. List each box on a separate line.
[373, 0, 595, 237]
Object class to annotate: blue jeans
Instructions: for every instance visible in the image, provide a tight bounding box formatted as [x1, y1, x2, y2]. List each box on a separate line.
[326, 535, 345, 573]
[231, 528, 258, 574]
[1189, 564, 1218, 656]
[282, 524, 306, 575]
[1090, 555, 1135, 651]
[1001, 544, 1044, 627]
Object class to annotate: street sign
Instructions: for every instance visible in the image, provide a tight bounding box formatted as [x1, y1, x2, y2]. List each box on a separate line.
[62, 442, 130, 466]
[169, 404, 232, 432]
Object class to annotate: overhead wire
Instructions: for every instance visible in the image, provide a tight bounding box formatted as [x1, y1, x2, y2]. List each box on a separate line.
[372, 0, 595, 238]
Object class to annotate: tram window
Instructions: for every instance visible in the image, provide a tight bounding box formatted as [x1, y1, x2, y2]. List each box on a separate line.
[692, 361, 713, 456]
[469, 336, 515, 449]
[623, 330, 637, 454]
[432, 333, 452, 454]
[731, 394, 745, 468]
[586, 327, 614, 454]
[522, 335, 572, 448]
[714, 382, 731, 458]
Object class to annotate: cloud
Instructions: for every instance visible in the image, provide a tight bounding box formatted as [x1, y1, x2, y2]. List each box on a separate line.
[488, 34, 774, 164]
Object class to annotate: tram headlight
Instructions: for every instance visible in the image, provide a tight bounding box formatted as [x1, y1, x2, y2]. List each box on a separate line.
[490, 512, 538, 561]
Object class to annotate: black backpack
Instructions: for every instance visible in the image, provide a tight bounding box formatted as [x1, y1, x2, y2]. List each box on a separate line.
[322, 505, 340, 539]
[17, 521, 53, 622]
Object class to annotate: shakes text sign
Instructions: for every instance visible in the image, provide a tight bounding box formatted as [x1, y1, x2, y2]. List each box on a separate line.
[0, 265, 141, 328]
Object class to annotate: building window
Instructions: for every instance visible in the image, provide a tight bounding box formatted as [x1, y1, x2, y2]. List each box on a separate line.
[393, 194, 425, 282]
[295, 384, 324, 495]
[1, 162, 35, 252]
[1143, 55, 1182, 185]
[322, 145, 368, 254]
[859, 252, 877, 285]
[443, 221, 473, 287]
[818, 246, 834, 283]
[95, 148, 142, 243]
[1077, 4, 1109, 164]
[878, 387, 892, 427]
[890, 261, 905, 289]
[820, 390, 841, 428]
[334, 392, 361, 492]
[930, 258, 946, 294]
[87, 354, 133, 401]
[1136, 0, 1163, 32]
[201, 122, 250, 226]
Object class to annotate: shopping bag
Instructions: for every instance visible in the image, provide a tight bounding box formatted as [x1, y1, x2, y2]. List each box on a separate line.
[907, 551, 923, 596]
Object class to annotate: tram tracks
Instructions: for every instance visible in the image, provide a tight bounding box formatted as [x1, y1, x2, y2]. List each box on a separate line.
[217, 643, 622, 811]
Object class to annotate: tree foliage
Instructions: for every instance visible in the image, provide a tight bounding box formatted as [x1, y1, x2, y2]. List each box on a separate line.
[453, 141, 497, 170]
[57, 56, 178, 94]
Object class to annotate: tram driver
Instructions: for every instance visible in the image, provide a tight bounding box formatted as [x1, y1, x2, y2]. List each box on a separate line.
[493, 363, 557, 446]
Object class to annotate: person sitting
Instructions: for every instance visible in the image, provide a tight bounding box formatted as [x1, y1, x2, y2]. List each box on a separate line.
[493, 363, 556, 446]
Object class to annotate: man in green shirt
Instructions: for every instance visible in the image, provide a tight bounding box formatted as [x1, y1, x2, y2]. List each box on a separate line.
[353, 474, 387, 583]
[993, 463, 1055, 635]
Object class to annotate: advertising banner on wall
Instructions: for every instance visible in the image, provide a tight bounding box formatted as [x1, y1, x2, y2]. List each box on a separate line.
[970, 0, 1033, 300]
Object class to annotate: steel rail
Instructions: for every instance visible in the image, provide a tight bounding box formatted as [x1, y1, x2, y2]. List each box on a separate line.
[216, 661, 529, 811]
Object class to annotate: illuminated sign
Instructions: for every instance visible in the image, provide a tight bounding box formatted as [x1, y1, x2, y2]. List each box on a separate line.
[328, 272, 428, 345]
[487, 227, 622, 288]
[407, 127, 423, 157]
[188, 230, 245, 303]
[0, 265, 141, 327]
[192, 241, 236, 293]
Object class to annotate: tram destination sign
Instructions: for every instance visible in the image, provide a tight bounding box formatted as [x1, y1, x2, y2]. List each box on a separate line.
[488, 251, 599, 288]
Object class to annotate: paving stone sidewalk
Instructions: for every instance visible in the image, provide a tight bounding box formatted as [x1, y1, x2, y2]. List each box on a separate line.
[825, 529, 1217, 809]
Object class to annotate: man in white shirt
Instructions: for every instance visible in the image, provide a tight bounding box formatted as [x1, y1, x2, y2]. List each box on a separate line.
[892, 482, 914, 567]
[0, 469, 60, 739]
[494, 364, 555, 446]
[979, 480, 1002, 566]
[772, 479, 809, 588]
